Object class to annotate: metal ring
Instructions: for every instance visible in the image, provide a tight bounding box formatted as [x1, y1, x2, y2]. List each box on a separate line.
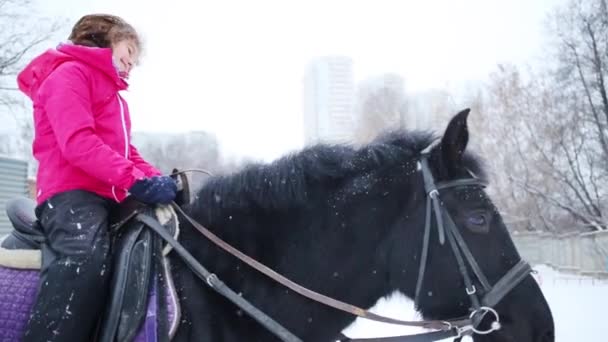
[469, 306, 501, 335]
[429, 189, 439, 198]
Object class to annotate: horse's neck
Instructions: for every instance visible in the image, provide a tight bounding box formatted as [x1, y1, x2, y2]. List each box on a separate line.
[181, 185, 420, 339]
[178, 214, 390, 340]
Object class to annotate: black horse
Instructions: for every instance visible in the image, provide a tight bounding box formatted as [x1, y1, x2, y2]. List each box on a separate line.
[167, 109, 554, 341]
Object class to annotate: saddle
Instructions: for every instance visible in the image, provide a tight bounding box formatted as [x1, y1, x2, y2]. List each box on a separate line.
[100, 202, 179, 342]
[1, 197, 44, 250]
[0, 197, 45, 270]
[0, 170, 190, 341]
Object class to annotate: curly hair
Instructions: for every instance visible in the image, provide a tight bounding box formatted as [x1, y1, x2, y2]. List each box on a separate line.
[68, 14, 141, 51]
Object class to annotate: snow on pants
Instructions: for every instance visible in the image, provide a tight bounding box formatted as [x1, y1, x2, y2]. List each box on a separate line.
[22, 190, 117, 342]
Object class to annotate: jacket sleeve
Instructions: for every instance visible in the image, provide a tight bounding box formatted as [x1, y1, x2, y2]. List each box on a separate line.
[129, 144, 162, 177]
[38, 62, 145, 190]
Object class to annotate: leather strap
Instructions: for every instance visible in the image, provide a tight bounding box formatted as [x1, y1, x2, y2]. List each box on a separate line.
[482, 260, 531, 307]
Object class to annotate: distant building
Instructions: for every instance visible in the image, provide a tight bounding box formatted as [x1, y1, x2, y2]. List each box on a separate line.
[302, 56, 355, 145]
[405, 89, 455, 130]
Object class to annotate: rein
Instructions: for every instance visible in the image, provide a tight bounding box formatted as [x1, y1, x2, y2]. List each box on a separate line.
[148, 156, 532, 341]
[170, 202, 466, 332]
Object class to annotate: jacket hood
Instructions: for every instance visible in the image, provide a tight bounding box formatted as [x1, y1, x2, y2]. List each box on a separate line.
[17, 43, 128, 99]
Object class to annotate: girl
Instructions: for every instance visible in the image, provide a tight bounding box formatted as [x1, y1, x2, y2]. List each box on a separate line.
[17, 14, 177, 341]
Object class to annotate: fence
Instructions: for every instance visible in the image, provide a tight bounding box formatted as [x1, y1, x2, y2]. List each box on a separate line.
[512, 230, 608, 278]
[0, 156, 30, 235]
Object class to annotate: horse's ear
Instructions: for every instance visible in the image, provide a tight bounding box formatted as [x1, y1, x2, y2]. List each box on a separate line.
[440, 108, 470, 167]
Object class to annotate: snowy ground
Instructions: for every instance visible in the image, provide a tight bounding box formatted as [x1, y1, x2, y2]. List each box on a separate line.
[342, 264, 608, 341]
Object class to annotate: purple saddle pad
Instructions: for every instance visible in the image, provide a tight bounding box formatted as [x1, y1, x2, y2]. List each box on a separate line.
[0, 268, 38, 341]
[0, 264, 179, 342]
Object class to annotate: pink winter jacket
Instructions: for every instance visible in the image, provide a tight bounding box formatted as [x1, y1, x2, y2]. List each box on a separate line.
[17, 43, 161, 205]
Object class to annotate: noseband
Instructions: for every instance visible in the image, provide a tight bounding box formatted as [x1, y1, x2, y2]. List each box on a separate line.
[410, 145, 532, 338]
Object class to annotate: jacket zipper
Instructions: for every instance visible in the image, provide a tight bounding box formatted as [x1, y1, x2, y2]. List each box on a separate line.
[112, 94, 129, 201]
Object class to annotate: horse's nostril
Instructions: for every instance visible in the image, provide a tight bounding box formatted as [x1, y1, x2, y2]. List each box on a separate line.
[538, 329, 555, 342]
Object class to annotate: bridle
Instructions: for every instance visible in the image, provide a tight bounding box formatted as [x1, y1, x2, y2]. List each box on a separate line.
[136, 144, 532, 342]
[404, 144, 533, 340]
[336, 144, 533, 341]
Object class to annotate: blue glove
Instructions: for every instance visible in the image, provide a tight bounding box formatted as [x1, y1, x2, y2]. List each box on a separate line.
[129, 176, 177, 205]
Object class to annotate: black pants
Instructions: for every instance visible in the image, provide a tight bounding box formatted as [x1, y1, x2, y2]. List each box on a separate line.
[22, 190, 117, 342]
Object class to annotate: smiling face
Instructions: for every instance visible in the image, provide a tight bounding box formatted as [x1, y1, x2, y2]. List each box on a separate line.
[112, 39, 139, 77]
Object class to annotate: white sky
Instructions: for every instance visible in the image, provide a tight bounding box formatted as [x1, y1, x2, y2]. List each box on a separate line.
[25, 0, 564, 161]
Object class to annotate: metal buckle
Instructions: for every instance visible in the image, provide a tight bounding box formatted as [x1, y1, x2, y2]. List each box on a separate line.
[466, 284, 476, 295]
[206, 273, 219, 287]
[440, 321, 452, 331]
[469, 306, 501, 335]
[456, 324, 474, 338]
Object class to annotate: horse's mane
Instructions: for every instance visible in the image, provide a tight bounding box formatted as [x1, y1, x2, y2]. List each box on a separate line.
[192, 130, 485, 220]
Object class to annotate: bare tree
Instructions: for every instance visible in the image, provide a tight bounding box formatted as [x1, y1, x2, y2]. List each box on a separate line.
[473, 0, 608, 233]
[132, 131, 223, 190]
[0, 0, 62, 158]
[354, 74, 408, 144]
[473, 65, 581, 232]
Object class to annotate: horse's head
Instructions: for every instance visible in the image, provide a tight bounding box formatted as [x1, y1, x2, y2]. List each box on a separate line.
[379, 109, 553, 341]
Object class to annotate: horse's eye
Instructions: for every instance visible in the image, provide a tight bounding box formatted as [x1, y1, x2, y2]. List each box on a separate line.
[465, 212, 489, 233]
[468, 215, 486, 226]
